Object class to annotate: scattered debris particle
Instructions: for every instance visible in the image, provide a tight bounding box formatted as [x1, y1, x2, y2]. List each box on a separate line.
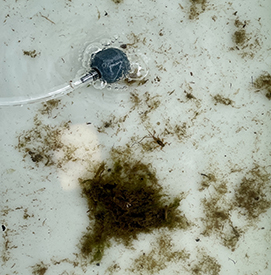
[16, 115, 72, 167]
[200, 164, 271, 251]
[39, 99, 61, 116]
[202, 194, 230, 233]
[97, 114, 128, 135]
[129, 235, 190, 274]
[185, 92, 196, 100]
[120, 44, 127, 49]
[124, 74, 149, 86]
[97, 119, 113, 132]
[233, 165, 271, 219]
[233, 29, 247, 45]
[23, 209, 33, 219]
[199, 173, 217, 191]
[2, 229, 18, 264]
[158, 29, 164, 36]
[139, 129, 168, 151]
[31, 261, 48, 275]
[162, 122, 188, 143]
[230, 18, 261, 58]
[222, 225, 242, 251]
[254, 72, 271, 100]
[112, 0, 123, 4]
[130, 91, 161, 123]
[97, 8, 101, 19]
[234, 19, 246, 28]
[200, 175, 242, 251]
[39, 13, 55, 24]
[107, 263, 121, 274]
[188, 0, 207, 20]
[23, 50, 40, 58]
[190, 251, 221, 275]
[213, 94, 234, 106]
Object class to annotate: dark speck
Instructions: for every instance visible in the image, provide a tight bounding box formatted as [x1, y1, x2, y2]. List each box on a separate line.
[120, 44, 127, 49]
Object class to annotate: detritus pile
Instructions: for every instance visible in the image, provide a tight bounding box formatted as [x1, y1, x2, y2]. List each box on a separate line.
[79, 157, 186, 262]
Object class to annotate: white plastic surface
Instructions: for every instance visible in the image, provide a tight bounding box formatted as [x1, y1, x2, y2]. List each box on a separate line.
[1, 0, 271, 275]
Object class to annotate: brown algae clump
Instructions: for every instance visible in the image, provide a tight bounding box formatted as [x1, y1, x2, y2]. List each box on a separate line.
[79, 159, 185, 262]
[254, 72, 271, 100]
[233, 165, 271, 219]
[233, 29, 247, 45]
[188, 0, 207, 20]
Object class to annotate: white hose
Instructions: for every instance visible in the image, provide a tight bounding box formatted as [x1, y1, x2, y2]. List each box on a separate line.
[0, 78, 83, 107]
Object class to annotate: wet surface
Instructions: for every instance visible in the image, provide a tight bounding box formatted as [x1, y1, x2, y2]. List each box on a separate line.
[1, 0, 271, 274]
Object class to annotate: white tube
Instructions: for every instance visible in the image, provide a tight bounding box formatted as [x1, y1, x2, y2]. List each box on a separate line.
[0, 78, 84, 107]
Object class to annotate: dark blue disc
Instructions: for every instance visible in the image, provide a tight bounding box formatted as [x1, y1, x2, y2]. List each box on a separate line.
[90, 48, 130, 84]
